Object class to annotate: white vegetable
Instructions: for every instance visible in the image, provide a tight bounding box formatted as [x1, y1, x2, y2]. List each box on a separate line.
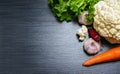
[78, 11, 93, 25]
[76, 25, 88, 41]
[94, 0, 120, 44]
[84, 38, 101, 55]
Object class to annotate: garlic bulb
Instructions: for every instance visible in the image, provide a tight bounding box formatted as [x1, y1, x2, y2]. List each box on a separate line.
[84, 38, 101, 55]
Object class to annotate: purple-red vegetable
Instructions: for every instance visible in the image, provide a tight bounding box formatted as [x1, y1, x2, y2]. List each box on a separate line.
[88, 28, 101, 41]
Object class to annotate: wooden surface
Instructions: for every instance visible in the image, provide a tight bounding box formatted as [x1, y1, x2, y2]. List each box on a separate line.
[0, 0, 120, 74]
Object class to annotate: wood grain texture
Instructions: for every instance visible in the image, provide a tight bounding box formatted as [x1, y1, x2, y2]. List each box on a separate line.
[0, 0, 120, 74]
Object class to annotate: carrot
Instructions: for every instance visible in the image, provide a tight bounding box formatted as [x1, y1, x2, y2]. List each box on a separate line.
[83, 46, 120, 67]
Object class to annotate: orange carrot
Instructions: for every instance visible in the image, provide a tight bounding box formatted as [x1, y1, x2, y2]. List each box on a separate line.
[83, 46, 120, 67]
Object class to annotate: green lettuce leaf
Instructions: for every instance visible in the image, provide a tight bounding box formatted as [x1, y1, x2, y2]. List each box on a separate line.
[48, 0, 100, 22]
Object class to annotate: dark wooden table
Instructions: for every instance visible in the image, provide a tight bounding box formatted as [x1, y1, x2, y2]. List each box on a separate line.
[0, 0, 120, 74]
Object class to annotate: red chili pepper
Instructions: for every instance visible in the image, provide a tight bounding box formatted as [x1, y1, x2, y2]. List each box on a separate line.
[88, 28, 101, 41]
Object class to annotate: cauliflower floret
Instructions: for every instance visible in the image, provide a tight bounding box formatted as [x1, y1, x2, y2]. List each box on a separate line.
[76, 25, 88, 41]
[94, 0, 120, 44]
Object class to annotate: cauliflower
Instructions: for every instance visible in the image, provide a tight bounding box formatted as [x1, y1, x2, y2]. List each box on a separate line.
[93, 0, 120, 44]
[76, 25, 88, 41]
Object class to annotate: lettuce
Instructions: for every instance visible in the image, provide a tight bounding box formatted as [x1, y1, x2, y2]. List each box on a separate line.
[48, 0, 99, 22]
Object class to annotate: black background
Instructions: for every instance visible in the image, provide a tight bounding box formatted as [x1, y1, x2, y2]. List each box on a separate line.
[0, 0, 120, 74]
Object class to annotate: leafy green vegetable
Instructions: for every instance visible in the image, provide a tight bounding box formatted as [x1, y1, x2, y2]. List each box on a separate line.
[48, 0, 99, 22]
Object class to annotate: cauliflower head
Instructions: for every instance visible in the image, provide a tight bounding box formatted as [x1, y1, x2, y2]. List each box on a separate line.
[94, 0, 120, 44]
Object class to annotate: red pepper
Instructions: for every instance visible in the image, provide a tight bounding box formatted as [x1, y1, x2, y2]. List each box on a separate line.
[88, 28, 101, 41]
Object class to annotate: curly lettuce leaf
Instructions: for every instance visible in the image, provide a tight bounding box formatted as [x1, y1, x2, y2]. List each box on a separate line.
[48, 0, 100, 22]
